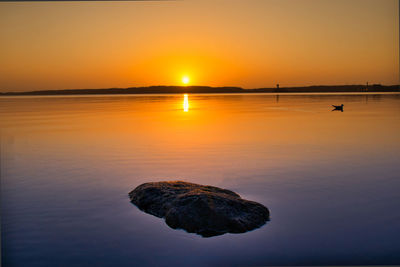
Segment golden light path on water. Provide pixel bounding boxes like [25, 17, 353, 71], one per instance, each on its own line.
[183, 94, 189, 112]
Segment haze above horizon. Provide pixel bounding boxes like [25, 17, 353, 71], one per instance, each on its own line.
[0, 0, 398, 92]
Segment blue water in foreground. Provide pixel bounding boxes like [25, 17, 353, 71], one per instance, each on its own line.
[1, 93, 400, 266]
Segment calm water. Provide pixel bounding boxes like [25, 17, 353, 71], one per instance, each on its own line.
[1, 93, 400, 266]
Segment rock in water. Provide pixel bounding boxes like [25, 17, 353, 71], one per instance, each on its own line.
[129, 181, 270, 237]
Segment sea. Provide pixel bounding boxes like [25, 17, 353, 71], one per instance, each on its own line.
[1, 93, 400, 266]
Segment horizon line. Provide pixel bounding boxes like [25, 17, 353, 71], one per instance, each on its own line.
[1, 84, 399, 95]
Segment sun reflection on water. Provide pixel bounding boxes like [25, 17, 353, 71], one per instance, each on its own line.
[183, 94, 189, 112]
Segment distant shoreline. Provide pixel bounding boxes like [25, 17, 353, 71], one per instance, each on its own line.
[1, 85, 399, 96]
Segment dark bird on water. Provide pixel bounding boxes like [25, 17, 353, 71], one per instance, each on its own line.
[332, 104, 344, 112]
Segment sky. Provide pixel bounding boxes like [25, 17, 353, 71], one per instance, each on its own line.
[0, 0, 398, 92]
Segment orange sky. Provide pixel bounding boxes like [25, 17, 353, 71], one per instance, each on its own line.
[0, 0, 398, 92]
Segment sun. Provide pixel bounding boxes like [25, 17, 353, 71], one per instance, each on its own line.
[182, 76, 190, 85]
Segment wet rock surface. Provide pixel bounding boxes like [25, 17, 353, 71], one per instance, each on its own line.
[129, 181, 270, 237]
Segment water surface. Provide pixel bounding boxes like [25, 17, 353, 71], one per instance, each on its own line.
[1, 93, 400, 266]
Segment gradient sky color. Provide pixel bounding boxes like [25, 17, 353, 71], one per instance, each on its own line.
[0, 0, 398, 92]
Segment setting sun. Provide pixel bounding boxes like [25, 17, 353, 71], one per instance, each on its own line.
[182, 76, 190, 85]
